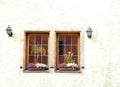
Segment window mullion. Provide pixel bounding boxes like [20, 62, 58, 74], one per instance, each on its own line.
[41, 35, 42, 64]
[70, 35, 72, 52]
[64, 36, 66, 54]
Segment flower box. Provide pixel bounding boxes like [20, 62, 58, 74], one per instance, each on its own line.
[57, 66, 80, 71]
[27, 67, 49, 71]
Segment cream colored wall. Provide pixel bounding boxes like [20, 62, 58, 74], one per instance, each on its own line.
[0, 0, 120, 87]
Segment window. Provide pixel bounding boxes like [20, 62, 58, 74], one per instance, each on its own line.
[22, 31, 83, 73]
[24, 32, 49, 72]
[56, 33, 80, 72]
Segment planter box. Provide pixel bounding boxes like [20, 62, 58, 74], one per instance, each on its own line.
[57, 66, 80, 71]
[27, 67, 49, 71]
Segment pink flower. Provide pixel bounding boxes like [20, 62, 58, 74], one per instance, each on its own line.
[28, 63, 36, 67]
[58, 62, 66, 67]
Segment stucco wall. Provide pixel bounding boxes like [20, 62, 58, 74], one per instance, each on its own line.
[0, 0, 120, 87]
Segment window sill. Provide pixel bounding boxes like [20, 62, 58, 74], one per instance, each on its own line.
[55, 70, 81, 73]
[55, 67, 81, 73]
[23, 70, 50, 73]
[23, 67, 49, 73]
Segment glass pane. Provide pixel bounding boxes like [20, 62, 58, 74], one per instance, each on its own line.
[41, 46, 48, 55]
[59, 56, 64, 64]
[72, 35, 78, 44]
[72, 46, 78, 55]
[59, 35, 64, 41]
[29, 35, 35, 44]
[65, 46, 71, 53]
[59, 40, 64, 45]
[66, 35, 71, 44]
[39, 56, 48, 65]
[29, 45, 43, 55]
[36, 35, 41, 44]
[42, 34, 48, 44]
[29, 56, 35, 64]
[59, 41, 64, 55]
[72, 56, 78, 64]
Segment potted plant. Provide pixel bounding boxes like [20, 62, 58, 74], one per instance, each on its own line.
[57, 51, 80, 71]
[27, 63, 49, 71]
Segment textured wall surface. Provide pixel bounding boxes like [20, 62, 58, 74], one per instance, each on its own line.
[0, 0, 120, 87]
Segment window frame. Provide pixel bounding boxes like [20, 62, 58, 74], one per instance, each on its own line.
[24, 31, 50, 73]
[55, 32, 81, 73]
